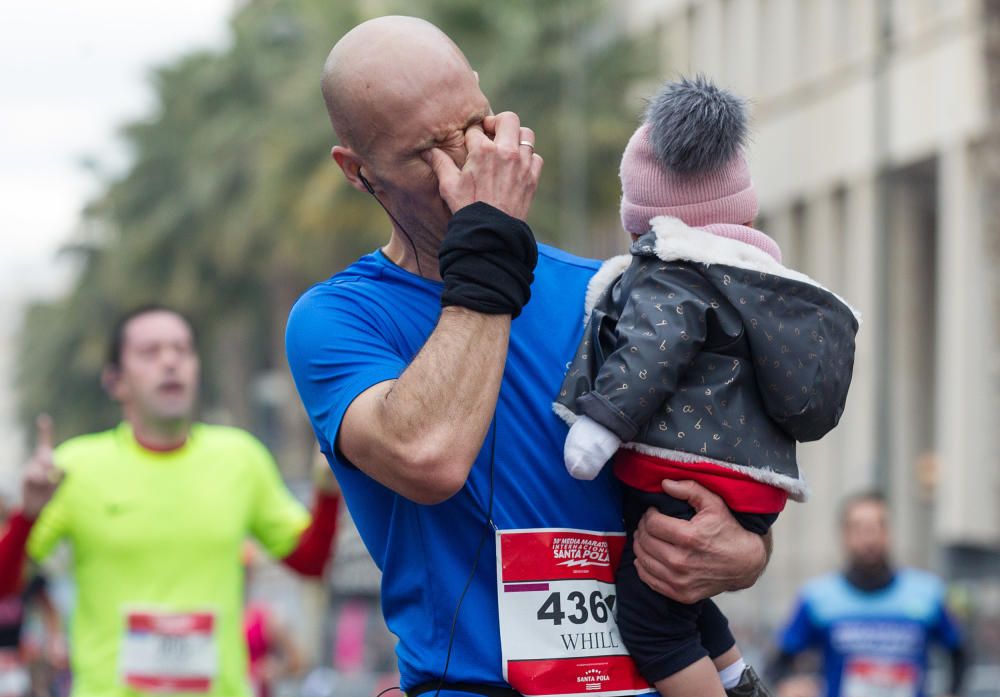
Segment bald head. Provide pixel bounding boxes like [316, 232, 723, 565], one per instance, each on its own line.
[322, 16, 475, 156]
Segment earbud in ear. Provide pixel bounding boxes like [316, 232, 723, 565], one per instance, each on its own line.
[359, 172, 375, 195]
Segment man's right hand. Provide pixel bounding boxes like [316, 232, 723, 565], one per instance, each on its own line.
[423, 111, 543, 220]
[21, 415, 62, 520]
[633, 479, 769, 604]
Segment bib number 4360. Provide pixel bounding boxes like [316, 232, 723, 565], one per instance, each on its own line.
[536, 591, 615, 626]
[497, 528, 651, 696]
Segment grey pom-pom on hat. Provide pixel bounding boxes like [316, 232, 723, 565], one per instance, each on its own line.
[619, 76, 758, 233]
[645, 75, 750, 175]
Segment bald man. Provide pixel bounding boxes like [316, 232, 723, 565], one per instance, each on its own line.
[286, 16, 770, 697]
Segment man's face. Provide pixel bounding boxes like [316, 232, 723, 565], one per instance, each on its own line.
[362, 64, 490, 239]
[111, 311, 199, 423]
[842, 499, 891, 568]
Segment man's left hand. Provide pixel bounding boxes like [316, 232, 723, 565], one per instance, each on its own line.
[633, 479, 768, 604]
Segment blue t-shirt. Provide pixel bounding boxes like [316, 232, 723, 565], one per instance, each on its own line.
[287, 246, 637, 693]
[776, 569, 962, 697]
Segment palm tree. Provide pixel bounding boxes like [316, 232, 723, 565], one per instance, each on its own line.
[16, 0, 654, 464]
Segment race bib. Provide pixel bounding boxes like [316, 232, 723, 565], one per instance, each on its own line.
[0, 650, 29, 697]
[496, 529, 651, 697]
[842, 659, 919, 697]
[120, 610, 218, 693]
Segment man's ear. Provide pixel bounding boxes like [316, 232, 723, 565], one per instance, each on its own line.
[101, 366, 123, 401]
[332, 146, 371, 194]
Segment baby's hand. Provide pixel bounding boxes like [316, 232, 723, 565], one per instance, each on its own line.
[564, 416, 621, 480]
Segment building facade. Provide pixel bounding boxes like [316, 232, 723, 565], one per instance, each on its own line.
[620, 0, 1000, 631]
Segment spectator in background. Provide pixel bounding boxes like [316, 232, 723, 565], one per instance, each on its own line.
[0, 305, 341, 697]
[769, 491, 967, 697]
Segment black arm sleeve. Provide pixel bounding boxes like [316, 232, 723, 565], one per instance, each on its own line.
[438, 202, 538, 318]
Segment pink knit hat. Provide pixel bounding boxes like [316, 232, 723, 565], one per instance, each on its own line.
[620, 123, 758, 232]
[619, 76, 762, 241]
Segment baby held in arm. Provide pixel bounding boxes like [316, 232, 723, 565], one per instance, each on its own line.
[554, 76, 861, 697]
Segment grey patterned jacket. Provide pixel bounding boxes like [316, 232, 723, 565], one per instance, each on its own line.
[554, 217, 861, 500]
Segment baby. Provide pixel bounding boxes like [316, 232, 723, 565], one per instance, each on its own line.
[554, 77, 860, 697]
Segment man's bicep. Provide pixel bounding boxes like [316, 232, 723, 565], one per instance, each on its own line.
[338, 379, 451, 500]
[337, 379, 396, 469]
[286, 292, 406, 458]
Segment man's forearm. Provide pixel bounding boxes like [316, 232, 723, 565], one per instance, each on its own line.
[728, 523, 771, 591]
[384, 306, 508, 460]
[345, 306, 510, 503]
[758, 530, 773, 581]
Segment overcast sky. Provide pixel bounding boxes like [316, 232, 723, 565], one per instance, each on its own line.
[1, 0, 235, 295]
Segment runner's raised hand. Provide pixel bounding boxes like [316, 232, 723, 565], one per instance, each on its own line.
[21, 414, 63, 519]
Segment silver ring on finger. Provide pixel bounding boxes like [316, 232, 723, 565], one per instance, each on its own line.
[519, 140, 535, 152]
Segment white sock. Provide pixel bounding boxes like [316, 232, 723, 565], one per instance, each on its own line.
[718, 658, 747, 690]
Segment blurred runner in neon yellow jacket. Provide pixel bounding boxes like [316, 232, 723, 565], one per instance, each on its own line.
[0, 305, 341, 697]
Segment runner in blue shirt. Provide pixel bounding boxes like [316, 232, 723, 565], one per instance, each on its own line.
[770, 492, 966, 697]
[287, 15, 772, 697]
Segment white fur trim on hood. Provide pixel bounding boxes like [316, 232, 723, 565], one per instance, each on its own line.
[650, 216, 862, 323]
[583, 254, 632, 319]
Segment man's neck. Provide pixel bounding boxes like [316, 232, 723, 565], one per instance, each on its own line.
[127, 416, 191, 452]
[383, 231, 442, 281]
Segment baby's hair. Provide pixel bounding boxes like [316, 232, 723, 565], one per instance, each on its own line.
[645, 75, 749, 176]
